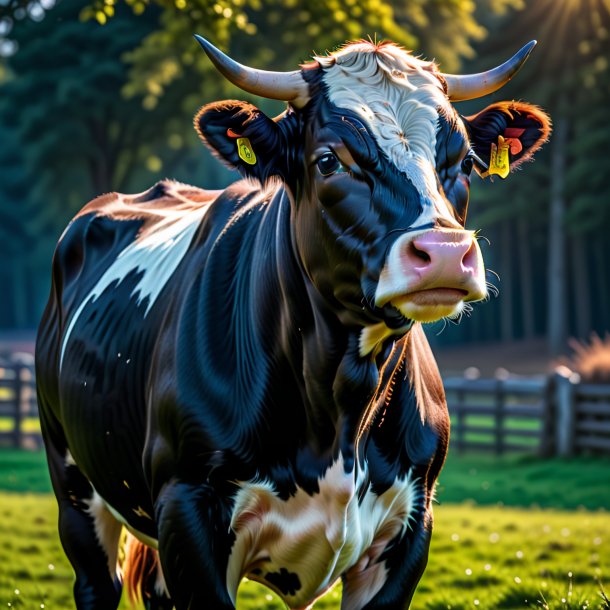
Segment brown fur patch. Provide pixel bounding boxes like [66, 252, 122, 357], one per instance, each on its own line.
[123, 534, 159, 606]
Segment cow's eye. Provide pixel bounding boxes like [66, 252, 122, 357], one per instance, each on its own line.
[461, 154, 474, 176]
[317, 152, 342, 177]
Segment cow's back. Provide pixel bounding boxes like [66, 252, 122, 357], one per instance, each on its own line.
[36, 180, 222, 536]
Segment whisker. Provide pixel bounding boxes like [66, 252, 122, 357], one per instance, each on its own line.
[485, 281, 500, 299]
[486, 268, 500, 281]
[477, 234, 491, 247]
[435, 318, 448, 336]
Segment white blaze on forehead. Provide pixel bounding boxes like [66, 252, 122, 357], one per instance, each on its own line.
[318, 43, 452, 198]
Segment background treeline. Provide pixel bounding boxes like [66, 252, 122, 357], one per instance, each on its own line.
[0, 0, 608, 356]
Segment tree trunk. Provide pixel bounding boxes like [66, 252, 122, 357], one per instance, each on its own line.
[11, 259, 28, 329]
[518, 217, 535, 339]
[547, 113, 569, 356]
[594, 236, 610, 332]
[572, 234, 591, 339]
[500, 219, 514, 342]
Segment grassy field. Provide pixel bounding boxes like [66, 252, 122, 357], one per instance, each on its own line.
[0, 450, 609, 609]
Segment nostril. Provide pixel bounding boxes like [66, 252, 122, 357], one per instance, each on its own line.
[461, 241, 478, 271]
[409, 242, 431, 264]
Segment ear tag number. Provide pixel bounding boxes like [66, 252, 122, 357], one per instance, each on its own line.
[488, 135, 510, 179]
[237, 137, 257, 165]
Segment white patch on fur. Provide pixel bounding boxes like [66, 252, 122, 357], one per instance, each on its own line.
[65, 449, 77, 467]
[85, 491, 124, 579]
[154, 559, 169, 597]
[319, 43, 450, 200]
[59, 204, 207, 369]
[226, 456, 422, 609]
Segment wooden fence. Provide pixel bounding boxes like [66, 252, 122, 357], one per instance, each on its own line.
[554, 369, 610, 455]
[1, 352, 610, 455]
[0, 354, 40, 449]
[445, 370, 610, 456]
[444, 376, 552, 455]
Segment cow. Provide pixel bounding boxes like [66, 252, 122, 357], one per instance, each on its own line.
[36, 37, 550, 610]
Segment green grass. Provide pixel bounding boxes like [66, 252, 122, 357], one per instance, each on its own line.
[0, 494, 608, 609]
[4, 449, 608, 509]
[437, 453, 610, 510]
[0, 449, 51, 493]
[1, 449, 609, 608]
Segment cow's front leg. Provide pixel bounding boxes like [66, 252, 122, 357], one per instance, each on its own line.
[155, 479, 236, 610]
[341, 509, 433, 610]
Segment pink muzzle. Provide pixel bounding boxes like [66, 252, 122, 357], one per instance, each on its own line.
[375, 229, 487, 322]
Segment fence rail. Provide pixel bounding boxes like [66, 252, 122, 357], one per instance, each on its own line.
[2, 354, 610, 455]
[558, 376, 610, 455]
[444, 376, 552, 455]
[445, 371, 610, 456]
[0, 354, 40, 450]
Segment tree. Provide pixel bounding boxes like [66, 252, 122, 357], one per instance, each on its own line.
[0, 2, 234, 328]
[1, 0, 525, 330]
[85, 0, 521, 117]
[458, 0, 610, 354]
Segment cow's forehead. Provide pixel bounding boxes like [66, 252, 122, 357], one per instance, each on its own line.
[317, 43, 454, 179]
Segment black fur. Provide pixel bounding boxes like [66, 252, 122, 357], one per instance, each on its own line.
[36, 49, 549, 610]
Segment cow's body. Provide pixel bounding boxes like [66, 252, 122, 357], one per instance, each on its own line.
[36, 39, 550, 610]
[37, 178, 445, 608]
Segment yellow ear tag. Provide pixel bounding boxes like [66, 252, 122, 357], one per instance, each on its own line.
[488, 135, 510, 179]
[237, 137, 257, 165]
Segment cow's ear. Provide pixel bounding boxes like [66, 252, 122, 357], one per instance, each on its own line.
[463, 102, 551, 178]
[195, 100, 295, 181]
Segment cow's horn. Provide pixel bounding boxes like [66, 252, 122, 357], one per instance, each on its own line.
[194, 35, 310, 108]
[443, 41, 537, 102]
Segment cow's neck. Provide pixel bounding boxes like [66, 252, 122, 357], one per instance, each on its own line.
[185, 180, 419, 477]
[267, 185, 420, 469]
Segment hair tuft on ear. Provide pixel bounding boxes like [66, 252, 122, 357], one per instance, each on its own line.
[194, 100, 296, 182]
[464, 101, 551, 176]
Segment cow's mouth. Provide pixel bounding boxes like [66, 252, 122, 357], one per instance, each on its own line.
[402, 288, 468, 305]
[391, 288, 469, 322]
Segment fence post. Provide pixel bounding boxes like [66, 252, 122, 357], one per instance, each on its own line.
[554, 367, 578, 457]
[540, 376, 555, 457]
[455, 385, 465, 453]
[12, 364, 23, 449]
[494, 378, 505, 455]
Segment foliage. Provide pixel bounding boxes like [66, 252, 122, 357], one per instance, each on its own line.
[110, 0, 521, 127]
[437, 1, 610, 349]
[463, 0, 610, 233]
[2, 0, 609, 349]
[0, 1, 236, 328]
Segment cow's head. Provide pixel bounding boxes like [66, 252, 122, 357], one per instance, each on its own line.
[194, 38, 550, 344]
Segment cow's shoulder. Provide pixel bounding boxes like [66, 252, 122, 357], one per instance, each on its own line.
[73, 179, 219, 230]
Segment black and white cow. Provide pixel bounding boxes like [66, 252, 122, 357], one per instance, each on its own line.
[36, 38, 550, 610]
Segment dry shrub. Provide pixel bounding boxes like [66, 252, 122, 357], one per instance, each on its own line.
[565, 334, 610, 384]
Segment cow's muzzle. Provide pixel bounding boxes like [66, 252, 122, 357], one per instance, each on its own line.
[375, 229, 487, 323]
